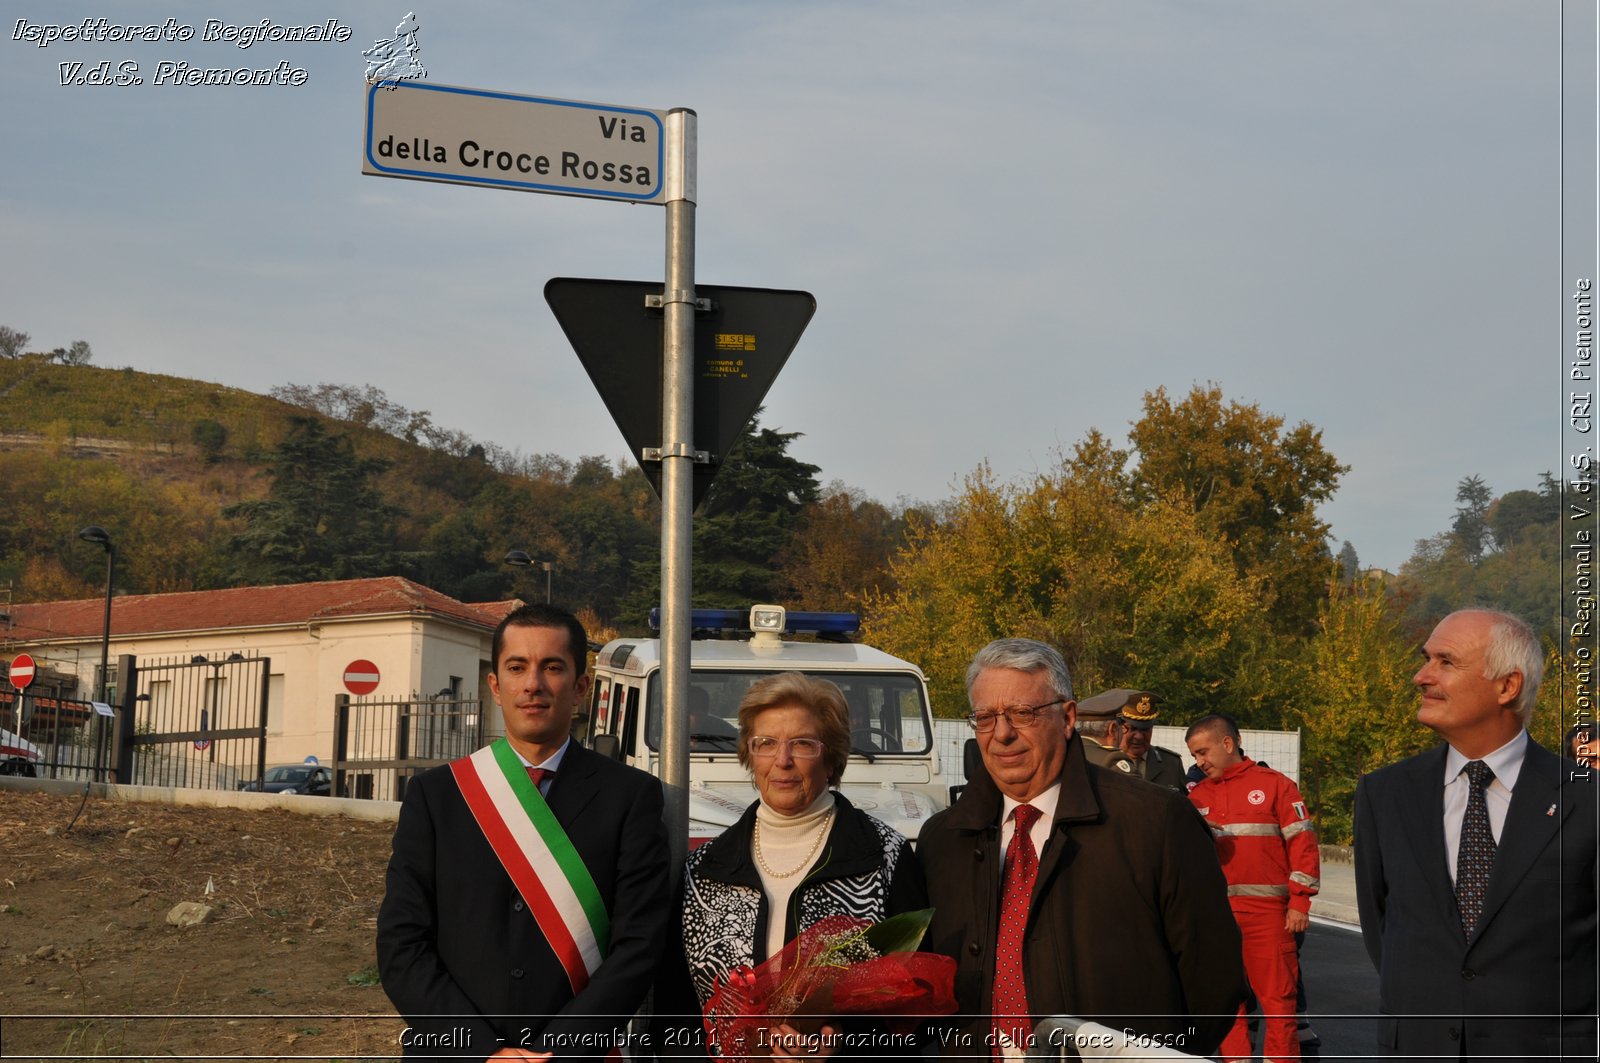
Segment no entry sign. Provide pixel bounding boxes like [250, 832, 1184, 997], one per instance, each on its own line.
[8, 654, 35, 689]
[343, 660, 381, 696]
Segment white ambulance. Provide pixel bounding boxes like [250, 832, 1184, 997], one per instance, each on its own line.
[583, 604, 947, 844]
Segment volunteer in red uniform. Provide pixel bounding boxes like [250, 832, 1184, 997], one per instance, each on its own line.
[1186, 714, 1319, 1063]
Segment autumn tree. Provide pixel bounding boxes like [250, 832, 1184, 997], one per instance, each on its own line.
[862, 459, 1272, 720]
[778, 485, 906, 610]
[1293, 579, 1430, 843]
[1127, 385, 1347, 636]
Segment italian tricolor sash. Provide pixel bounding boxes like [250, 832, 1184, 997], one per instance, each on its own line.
[451, 740, 610, 994]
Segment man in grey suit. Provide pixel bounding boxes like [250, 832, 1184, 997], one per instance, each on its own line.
[1355, 608, 1597, 1061]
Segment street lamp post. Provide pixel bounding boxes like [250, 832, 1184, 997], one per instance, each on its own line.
[78, 525, 115, 783]
[503, 550, 555, 604]
[77, 526, 115, 703]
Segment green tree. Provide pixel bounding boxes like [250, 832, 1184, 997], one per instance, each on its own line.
[1487, 483, 1559, 549]
[1337, 540, 1360, 584]
[1453, 474, 1493, 563]
[223, 416, 402, 584]
[1126, 385, 1347, 635]
[191, 419, 229, 464]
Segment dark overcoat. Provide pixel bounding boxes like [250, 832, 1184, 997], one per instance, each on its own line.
[919, 733, 1245, 1058]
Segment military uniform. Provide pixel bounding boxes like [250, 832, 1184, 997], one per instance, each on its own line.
[1116, 691, 1188, 791]
[1075, 689, 1136, 774]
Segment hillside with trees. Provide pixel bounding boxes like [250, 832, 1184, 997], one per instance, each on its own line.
[0, 348, 1580, 842]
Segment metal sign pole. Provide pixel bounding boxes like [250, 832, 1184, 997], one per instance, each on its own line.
[658, 108, 698, 877]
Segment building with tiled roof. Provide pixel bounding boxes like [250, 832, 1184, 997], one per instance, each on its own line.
[1, 578, 520, 781]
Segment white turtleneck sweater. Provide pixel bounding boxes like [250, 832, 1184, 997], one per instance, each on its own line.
[753, 790, 837, 960]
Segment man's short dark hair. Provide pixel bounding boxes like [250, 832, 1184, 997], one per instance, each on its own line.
[1185, 712, 1242, 746]
[491, 603, 589, 674]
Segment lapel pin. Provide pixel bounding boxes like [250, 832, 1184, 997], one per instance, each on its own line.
[1546, 803, 1557, 817]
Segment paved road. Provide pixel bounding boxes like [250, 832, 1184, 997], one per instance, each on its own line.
[1296, 918, 1380, 1062]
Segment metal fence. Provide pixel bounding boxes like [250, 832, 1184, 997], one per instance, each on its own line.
[0, 690, 109, 780]
[116, 653, 270, 791]
[332, 693, 487, 802]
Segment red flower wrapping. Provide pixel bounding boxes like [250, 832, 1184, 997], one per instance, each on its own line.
[702, 914, 957, 1061]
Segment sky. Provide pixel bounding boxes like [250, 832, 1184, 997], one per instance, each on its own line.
[3, 1, 1595, 574]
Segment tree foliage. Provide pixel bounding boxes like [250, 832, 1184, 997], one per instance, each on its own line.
[1452, 474, 1493, 564]
[863, 460, 1272, 720]
[1126, 385, 1347, 636]
[778, 485, 908, 611]
[223, 417, 403, 584]
[0, 326, 29, 359]
[1293, 579, 1433, 843]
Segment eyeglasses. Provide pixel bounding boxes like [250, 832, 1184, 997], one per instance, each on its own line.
[748, 736, 826, 759]
[967, 699, 1064, 732]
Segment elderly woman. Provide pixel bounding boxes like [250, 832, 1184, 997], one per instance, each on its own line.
[656, 671, 927, 1059]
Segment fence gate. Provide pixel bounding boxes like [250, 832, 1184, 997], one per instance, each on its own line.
[0, 690, 107, 781]
[332, 693, 486, 802]
[113, 654, 271, 791]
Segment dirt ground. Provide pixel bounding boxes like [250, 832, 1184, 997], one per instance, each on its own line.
[0, 789, 406, 1061]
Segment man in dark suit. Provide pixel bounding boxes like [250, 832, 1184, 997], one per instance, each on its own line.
[1355, 608, 1597, 1061]
[378, 604, 670, 1060]
[921, 638, 1245, 1059]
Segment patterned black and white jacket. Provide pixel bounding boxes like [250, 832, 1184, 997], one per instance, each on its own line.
[654, 792, 928, 1046]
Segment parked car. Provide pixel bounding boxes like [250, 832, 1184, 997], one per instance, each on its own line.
[238, 763, 333, 796]
[1, 728, 42, 776]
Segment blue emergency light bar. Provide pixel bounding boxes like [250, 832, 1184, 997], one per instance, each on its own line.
[647, 606, 860, 637]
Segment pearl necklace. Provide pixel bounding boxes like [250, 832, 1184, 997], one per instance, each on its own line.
[754, 806, 835, 879]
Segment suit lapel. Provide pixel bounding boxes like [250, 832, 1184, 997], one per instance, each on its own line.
[1475, 740, 1565, 941]
[1395, 745, 1459, 920]
[545, 741, 600, 824]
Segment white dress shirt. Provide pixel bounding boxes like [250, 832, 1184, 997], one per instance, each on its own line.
[1442, 730, 1526, 885]
[1000, 783, 1061, 874]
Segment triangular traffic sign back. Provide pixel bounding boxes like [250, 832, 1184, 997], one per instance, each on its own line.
[545, 278, 816, 508]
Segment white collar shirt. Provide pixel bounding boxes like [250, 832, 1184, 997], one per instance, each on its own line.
[1442, 729, 1526, 884]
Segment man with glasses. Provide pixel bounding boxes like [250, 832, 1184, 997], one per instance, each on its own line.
[921, 638, 1244, 1060]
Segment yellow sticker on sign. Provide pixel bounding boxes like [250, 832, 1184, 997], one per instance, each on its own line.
[714, 333, 757, 351]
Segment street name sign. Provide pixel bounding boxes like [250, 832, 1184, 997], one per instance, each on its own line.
[362, 80, 665, 202]
[545, 278, 816, 508]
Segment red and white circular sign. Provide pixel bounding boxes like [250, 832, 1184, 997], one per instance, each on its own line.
[9, 654, 35, 689]
[343, 660, 381, 696]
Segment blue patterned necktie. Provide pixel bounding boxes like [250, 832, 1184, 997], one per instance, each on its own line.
[1455, 760, 1496, 941]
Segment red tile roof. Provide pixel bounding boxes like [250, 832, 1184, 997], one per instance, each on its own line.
[5, 577, 520, 643]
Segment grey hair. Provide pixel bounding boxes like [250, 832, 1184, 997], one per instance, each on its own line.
[965, 638, 1075, 704]
[1456, 609, 1544, 725]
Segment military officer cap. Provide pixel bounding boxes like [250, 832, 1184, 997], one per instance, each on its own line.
[1078, 688, 1149, 721]
[1079, 688, 1163, 726]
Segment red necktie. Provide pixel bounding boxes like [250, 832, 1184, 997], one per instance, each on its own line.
[526, 766, 553, 791]
[994, 804, 1041, 1054]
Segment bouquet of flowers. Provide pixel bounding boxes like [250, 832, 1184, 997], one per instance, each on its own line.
[701, 908, 957, 1061]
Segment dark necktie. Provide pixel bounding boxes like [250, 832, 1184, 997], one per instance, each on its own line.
[526, 766, 554, 792]
[1455, 760, 1496, 941]
[993, 804, 1041, 1055]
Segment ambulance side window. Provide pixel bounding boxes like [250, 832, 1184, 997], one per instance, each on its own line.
[591, 677, 611, 734]
[620, 686, 640, 755]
